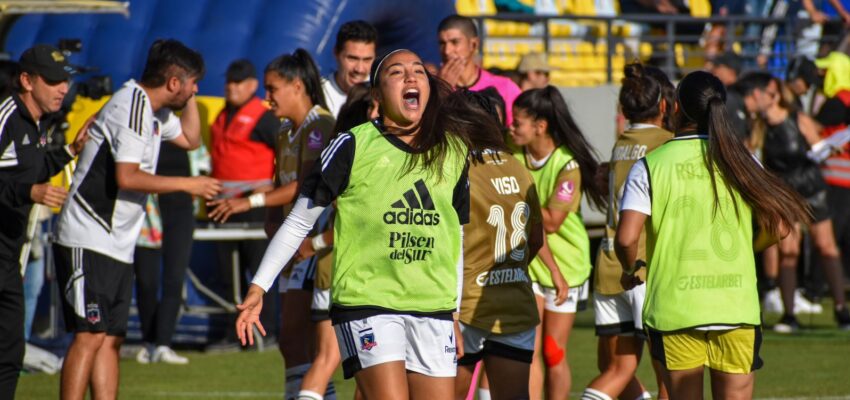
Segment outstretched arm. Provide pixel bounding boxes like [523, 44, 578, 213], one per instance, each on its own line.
[236, 196, 326, 345]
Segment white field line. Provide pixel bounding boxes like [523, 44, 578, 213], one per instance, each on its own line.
[143, 392, 850, 399]
[147, 391, 280, 398]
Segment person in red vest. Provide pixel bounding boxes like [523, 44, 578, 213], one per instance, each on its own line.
[208, 59, 281, 348]
[814, 52, 850, 330]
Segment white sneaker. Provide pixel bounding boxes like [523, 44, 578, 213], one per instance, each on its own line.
[763, 288, 783, 314]
[23, 343, 62, 374]
[793, 289, 823, 314]
[136, 346, 151, 364]
[151, 346, 189, 365]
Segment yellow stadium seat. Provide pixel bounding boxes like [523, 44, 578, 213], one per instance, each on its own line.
[675, 43, 685, 67]
[554, 0, 573, 14]
[576, 42, 594, 59]
[572, 0, 596, 15]
[550, 41, 568, 55]
[549, 22, 571, 37]
[483, 55, 494, 69]
[484, 20, 533, 37]
[516, 42, 531, 55]
[484, 19, 500, 36]
[639, 42, 654, 61]
[456, 0, 496, 16]
[689, 0, 711, 17]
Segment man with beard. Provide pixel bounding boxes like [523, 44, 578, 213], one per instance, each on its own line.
[53, 39, 221, 400]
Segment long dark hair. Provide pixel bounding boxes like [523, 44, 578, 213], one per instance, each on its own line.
[265, 48, 327, 110]
[476, 87, 507, 126]
[675, 71, 810, 236]
[334, 82, 372, 133]
[513, 86, 607, 209]
[370, 49, 504, 179]
[451, 89, 510, 164]
[620, 62, 674, 129]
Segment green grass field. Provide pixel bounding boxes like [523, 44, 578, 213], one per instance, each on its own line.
[18, 309, 850, 399]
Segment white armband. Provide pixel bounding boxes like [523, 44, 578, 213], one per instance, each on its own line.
[311, 234, 328, 251]
[248, 193, 266, 208]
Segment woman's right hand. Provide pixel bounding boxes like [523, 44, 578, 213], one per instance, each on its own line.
[620, 271, 644, 291]
[236, 284, 267, 346]
[551, 270, 569, 306]
[207, 197, 250, 223]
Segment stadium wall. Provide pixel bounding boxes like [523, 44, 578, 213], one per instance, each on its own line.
[4, 0, 455, 96]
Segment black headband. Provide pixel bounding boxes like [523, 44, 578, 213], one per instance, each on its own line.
[370, 48, 412, 86]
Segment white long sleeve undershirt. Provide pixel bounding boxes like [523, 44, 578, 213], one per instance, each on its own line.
[252, 196, 326, 292]
[456, 227, 464, 312]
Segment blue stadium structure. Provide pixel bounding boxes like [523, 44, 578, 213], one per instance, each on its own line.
[5, 0, 455, 96]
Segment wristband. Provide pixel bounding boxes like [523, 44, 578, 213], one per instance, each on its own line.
[311, 234, 327, 251]
[248, 193, 266, 208]
[624, 259, 646, 275]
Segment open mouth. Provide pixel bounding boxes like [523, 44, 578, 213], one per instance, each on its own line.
[402, 89, 420, 110]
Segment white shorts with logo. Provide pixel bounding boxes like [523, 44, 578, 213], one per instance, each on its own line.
[311, 287, 331, 321]
[334, 314, 457, 379]
[593, 284, 647, 337]
[532, 280, 589, 313]
[458, 323, 535, 366]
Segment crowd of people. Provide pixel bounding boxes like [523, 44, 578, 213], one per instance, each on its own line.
[0, 10, 849, 400]
[479, 0, 850, 70]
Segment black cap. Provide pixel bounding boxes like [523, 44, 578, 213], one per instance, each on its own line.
[710, 52, 743, 75]
[225, 59, 256, 82]
[19, 44, 72, 82]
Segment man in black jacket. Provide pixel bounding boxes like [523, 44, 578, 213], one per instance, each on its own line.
[0, 44, 88, 397]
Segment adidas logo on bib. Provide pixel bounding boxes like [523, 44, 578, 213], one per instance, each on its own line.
[383, 179, 441, 226]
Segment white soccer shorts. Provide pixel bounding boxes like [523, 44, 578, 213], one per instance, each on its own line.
[334, 314, 457, 379]
[532, 280, 589, 314]
[594, 284, 647, 336]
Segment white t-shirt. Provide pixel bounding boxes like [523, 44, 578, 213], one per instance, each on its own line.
[321, 72, 347, 118]
[620, 157, 652, 216]
[55, 80, 182, 263]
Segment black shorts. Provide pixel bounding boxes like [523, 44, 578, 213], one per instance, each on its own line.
[54, 244, 133, 336]
[806, 190, 831, 223]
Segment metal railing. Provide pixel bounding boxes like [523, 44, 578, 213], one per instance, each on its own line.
[474, 13, 847, 82]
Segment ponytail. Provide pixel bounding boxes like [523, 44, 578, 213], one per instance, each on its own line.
[678, 71, 810, 238]
[620, 63, 665, 124]
[265, 48, 328, 110]
[514, 86, 607, 209]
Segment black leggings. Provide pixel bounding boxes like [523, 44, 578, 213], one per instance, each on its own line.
[134, 191, 194, 346]
[828, 185, 850, 279]
[0, 261, 23, 398]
